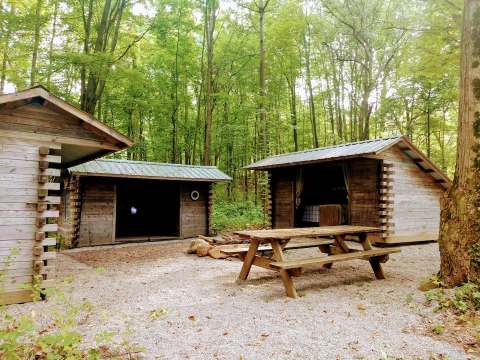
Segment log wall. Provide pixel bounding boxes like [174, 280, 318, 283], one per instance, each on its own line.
[77, 178, 115, 247]
[0, 135, 60, 305]
[72, 178, 211, 246]
[380, 146, 444, 243]
[271, 170, 295, 228]
[348, 158, 380, 228]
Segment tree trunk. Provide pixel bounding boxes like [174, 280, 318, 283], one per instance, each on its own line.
[438, 0, 480, 286]
[192, 0, 207, 165]
[30, 0, 42, 86]
[47, 0, 59, 88]
[303, 19, 318, 148]
[286, 75, 298, 151]
[0, 2, 15, 93]
[203, 0, 217, 165]
[257, 0, 269, 158]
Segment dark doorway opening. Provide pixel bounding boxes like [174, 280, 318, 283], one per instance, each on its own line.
[296, 163, 349, 227]
[115, 179, 180, 239]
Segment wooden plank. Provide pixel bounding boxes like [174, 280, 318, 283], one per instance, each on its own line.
[43, 237, 56, 246]
[379, 232, 438, 243]
[270, 248, 400, 269]
[0, 290, 33, 305]
[270, 239, 298, 298]
[41, 224, 58, 232]
[238, 240, 260, 281]
[234, 226, 381, 242]
[221, 238, 334, 254]
[0, 134, 61, 149]
[0, 128, 121, 151]
[38, 210, 59, 218]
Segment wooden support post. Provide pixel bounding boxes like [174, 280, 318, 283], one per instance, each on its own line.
[358, 233, 385, 279]
[270, 239, 298, 298]
[318, 244, 333, 269]
[238, 240, 260, 281]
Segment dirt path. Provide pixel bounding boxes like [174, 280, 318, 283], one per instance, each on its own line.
[8, 241, 473, 359]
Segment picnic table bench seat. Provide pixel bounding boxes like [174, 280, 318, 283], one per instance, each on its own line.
[232, 226, 400, 298]
[220, 238, 334, 254]
[270, 247, 400, 270]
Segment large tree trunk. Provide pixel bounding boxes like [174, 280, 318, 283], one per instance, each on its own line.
[203, 0, 217, 165]
[257, 0, 269, 158]
[438, 0, 480, 286]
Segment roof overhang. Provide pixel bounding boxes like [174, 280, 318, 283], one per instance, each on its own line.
[69, 171, 231, 182]
[0, 86, 133, 167]
[245, 135, 451, 189]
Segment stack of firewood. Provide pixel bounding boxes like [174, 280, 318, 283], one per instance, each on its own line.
[187, 234, 247, 259]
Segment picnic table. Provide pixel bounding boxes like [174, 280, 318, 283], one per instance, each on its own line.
[232, 225, 400, 298]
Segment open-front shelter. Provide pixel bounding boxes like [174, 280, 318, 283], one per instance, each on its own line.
[0, 86, 132, 304]
[66, 159, 231, 247]
[246, 136, 451, 244]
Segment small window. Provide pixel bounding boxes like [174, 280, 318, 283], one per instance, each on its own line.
[190, 190, 200, 201]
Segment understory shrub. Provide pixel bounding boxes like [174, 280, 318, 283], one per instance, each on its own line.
[0, 275, 142, 359]
[211, 199, 265, 232]
[425, 280, 480, 313]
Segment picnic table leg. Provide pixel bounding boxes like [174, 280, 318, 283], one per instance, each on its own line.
[238, 240, 260, 281]
[270, 239, 298, 299]
[318, 244, 333, 269]
[359, 233, 385, 279]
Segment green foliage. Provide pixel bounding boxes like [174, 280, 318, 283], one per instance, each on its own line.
[425, 282, 480, 314]
[0, 0, 463, 200]
[431, 323, 445, 335]
[469, 241, 480, 269]
[0, 257, 142, 359]
[419, 275, 442, 292]
[211, 200, 265, 232]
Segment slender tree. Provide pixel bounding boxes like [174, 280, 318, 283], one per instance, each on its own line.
[438, 0, 480, 286]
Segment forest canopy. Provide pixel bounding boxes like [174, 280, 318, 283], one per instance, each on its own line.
[0, 0, 462, 199]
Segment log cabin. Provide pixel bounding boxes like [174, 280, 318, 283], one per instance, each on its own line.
[246, 136, 451, 244]
[65, 159, 231, 247]
[0, 86, 133, 305]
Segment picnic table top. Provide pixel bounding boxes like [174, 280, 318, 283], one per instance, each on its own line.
[234, 225, 381, 241]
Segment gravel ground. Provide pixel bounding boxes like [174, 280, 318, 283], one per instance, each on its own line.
[7, 241, 474, 359]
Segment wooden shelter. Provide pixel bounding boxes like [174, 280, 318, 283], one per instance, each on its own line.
[66, 159, 231, 247]
[0, 86, 132, 305]
[246, 136, 451, 244]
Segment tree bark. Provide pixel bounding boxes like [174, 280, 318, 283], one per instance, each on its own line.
[0, 2, 15, 93]
[203, 0, 217, 165]
[30, 0, 43, 86]
[303, 18, 318, 148]
[47, 0, 59, 88]
[438, 0, 480, 286]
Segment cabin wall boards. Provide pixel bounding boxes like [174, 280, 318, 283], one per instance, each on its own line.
[252, 137, 450, 244]
[70, 177, 214, 247]
[379, 147, 444, 243]
[0, 86, 132, 305]
[0, 135, 60, 305]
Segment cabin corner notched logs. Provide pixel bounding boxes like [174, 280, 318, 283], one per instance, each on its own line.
[0, 139, 61, 305]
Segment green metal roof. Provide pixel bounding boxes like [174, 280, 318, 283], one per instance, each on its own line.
[245, 136, 403, 170]
[69, 159, 231, 182]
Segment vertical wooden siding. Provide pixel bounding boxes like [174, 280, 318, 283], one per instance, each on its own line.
[78, 178, 115, 247]
[271, 171, 295, 228]
[180, 183, 208, 238]
[348, 158, 380, 228]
